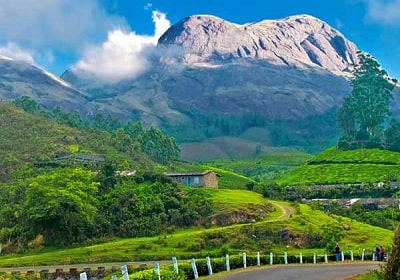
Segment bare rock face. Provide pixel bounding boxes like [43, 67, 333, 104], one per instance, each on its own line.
[158, 14, 358, 74]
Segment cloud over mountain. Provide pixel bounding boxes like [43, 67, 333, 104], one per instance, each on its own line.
[73, 11, 171, 83]
[0, 0, 125, 70]
[0, 43, 35, 64]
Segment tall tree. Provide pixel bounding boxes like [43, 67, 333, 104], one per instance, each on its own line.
[383, 225, 400, 279]
[338, 52, 395, 147]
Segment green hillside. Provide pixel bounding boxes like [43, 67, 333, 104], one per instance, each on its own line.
[204, 150, 312, 182]
[171, 161, 255, 189]
[0, 102, 156, 181]
[0, 189, 392, 267]
[277, 147, 400, 185]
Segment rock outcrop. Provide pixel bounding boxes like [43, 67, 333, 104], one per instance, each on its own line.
[158, 14, 358, 74]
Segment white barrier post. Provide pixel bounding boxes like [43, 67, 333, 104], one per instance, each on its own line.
[270, 252, 273, 265]
[284, 252, 288, 264]
[341, 251, 344, 262]
[300, 252, 303, 264]
[362, 249, 365, 261]
[206, 256, 213, 276]
[154, 262, 161, 280]
[313, 253, 316, 264]
[243, 252, 247, 268]
[191, 258, 199, 279]
[257, 252, 260, 266]
[172, 257, 179, 274]
[350, 250, 354, 261]
[80, 272, 87, 280]
[324, 253, 328, 263]
[225, 254, 230, 271]
[121, 265, 129, 280]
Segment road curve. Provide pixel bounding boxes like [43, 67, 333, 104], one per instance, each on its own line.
[213, 263, 379, 280]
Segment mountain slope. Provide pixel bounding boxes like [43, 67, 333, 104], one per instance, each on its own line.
[0, 56, 91, 114]
[0, 102, 154, 182]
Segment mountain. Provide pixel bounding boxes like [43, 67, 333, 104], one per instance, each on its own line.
[0, 55, 92, 114]
[61, 14, 364, 158]
[1, 15, 398, 160]
[158, 14, 358, 74]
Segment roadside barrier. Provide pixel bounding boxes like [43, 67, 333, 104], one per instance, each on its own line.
[2, 249, 383, 279]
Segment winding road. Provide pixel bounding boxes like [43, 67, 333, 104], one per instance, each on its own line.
[213, 263, 379, 280]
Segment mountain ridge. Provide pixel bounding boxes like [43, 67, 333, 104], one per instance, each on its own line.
[157, 14, 358, 74]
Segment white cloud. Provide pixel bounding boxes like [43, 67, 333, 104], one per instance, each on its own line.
[365, 0, 400, 25]
[0, 42, 35, 64]
[73, 11, 171, 83]
[0, 0, 125, 50]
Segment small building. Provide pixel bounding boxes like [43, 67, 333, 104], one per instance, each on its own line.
[166, 170, 218, 188]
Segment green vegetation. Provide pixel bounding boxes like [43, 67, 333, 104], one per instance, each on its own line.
[171, 161, 255, 189]
[204, 151, 312, 182]
[382, 225, 400, 279]
[0, 170, 215, 251]
[0, 197, 393, 267]
[173, 109, 339, 158]
[7, 98, 179, 169]
[277, 147, 400, 185]
[338, 52, 397, 151]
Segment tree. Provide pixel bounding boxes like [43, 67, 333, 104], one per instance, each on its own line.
[338, 52, 395, 148]
[383, 225, 400, 279]
[386, 119, 400, 152]
[25, 168, 99, 245]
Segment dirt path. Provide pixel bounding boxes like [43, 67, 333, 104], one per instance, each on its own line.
[269, 201, 293, 220]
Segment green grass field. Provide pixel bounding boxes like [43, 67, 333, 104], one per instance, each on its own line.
[0, 189, 393, 267]
[203, 151, 312, 182]
[277, 147, 400, 185]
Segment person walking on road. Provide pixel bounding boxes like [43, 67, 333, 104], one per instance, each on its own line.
[375, 245, 380, 261]
[379, 245, 385, 261]
[335, 243, 341, 262]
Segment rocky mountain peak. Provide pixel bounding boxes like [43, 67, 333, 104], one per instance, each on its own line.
[158, 14, 358, 74]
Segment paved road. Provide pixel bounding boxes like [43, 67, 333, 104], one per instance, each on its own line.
[214, 263, 379, 280]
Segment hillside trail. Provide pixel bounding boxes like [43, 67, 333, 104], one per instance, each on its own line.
[268, 201, 294, 221]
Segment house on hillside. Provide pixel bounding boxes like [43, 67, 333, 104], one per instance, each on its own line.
[166, 170, 218, 188]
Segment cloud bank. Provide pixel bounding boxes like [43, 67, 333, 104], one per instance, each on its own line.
[73, 11, 171, 83]
[0, 0, 124, 69]
[365, 0, 400, 25]
[0, 43, 35, 64]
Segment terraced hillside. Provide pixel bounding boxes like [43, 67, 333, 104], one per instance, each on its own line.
[277, 147, 400, 185]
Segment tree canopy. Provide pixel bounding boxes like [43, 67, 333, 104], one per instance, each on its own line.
[338, 52, 396, 149]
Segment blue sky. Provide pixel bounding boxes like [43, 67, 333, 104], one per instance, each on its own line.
[0, 0, 399, 79]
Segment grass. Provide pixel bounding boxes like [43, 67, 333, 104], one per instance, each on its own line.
[203, 151, 312, 182]
[171, 161, 255, 189]
[348, 270, 382, 280]
[0, 189, 393, 267]
[312, 147, 400, 164]
[276, 147, 400, 185]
